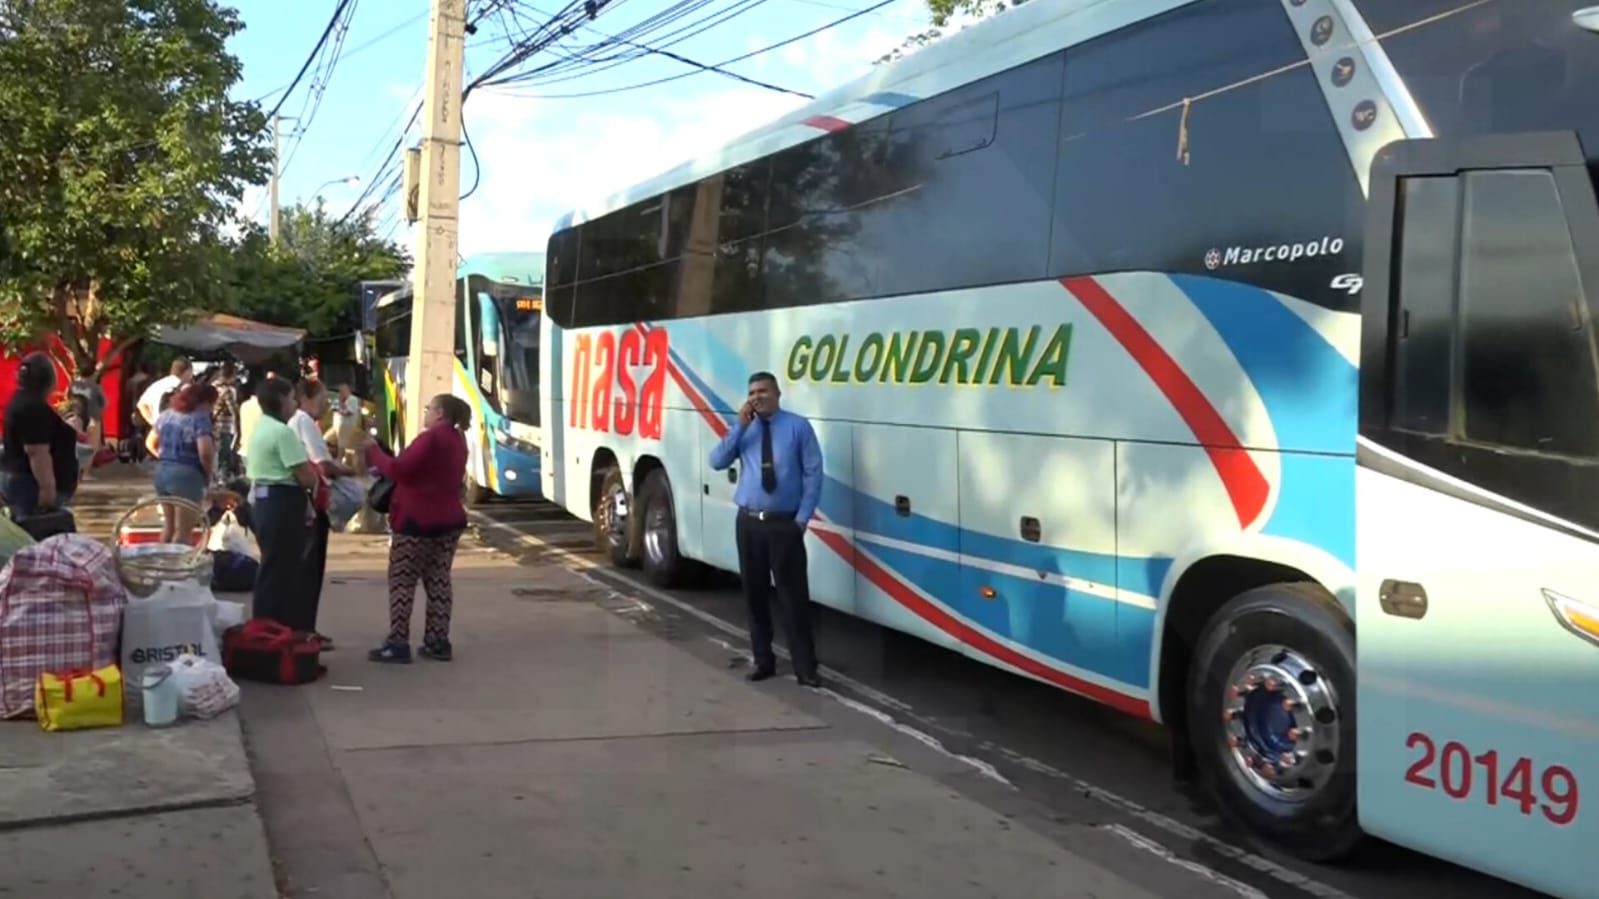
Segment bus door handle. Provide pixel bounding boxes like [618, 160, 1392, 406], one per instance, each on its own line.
[1378, 579, 1428, 620]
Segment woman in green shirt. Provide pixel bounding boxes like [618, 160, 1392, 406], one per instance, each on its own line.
[245, 378, 320, 630]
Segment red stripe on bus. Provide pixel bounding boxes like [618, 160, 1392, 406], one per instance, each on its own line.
[1060, 276, 1269, 529]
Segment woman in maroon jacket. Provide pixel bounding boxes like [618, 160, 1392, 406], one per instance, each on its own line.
[363, 394, 472, 663]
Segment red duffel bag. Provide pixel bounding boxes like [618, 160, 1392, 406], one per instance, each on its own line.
[221, 619, 325, 685]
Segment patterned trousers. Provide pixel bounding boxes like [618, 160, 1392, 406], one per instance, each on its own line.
[387, 530, 463, 644]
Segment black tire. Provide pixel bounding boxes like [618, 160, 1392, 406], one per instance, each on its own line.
[592, 464, 636, 568]
[636, 469, 698, 588]
[1187, 582, 1362, 862]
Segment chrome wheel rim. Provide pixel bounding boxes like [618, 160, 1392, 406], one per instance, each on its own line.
[1220, 644, 1342, 803]
[599, 486, 628, 550]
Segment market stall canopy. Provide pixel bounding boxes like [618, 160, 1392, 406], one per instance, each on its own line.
[151, 314, 304, 363]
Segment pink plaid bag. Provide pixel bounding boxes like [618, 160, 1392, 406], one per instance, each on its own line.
[0, 534, 127, 719]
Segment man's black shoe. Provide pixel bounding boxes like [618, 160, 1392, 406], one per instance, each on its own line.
[746, 667, 777, 683]
[796, 673, 822, 688]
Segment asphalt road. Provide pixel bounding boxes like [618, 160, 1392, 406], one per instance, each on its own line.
[466, 496, 1541, 899]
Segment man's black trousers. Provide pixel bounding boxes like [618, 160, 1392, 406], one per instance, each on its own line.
[734, 510, 818, 677]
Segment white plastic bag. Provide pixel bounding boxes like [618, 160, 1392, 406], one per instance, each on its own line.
[213, 599, 246, 635]
[169, 652, 239, 719]
[206, 511, 259, 560]
[120, 580, 222, 709]
[326, 477, 367, 531]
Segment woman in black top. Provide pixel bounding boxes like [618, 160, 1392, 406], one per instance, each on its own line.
[1, 353, 80, 520]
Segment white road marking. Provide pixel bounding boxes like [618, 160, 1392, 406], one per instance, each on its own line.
[1104, 823, 1270, 899]
[827, 691, 1014, 788]
[470, 510, 1358, 899]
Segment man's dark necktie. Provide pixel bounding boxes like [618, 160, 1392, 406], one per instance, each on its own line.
[759, 416, 777, 493]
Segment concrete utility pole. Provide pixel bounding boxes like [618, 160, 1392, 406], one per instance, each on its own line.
[404, 0, 467, 441]
[269, 114, 282, 243]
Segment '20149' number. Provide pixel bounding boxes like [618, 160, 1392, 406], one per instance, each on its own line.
[1405, 732, 1579, 825]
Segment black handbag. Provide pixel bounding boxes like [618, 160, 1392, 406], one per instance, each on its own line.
[367, 475, 394, 514]
[17, 508, 76, 541]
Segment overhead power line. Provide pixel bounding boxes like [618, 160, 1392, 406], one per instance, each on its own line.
[337, 102, 423, 225]
[602, 33, 811, 98]
[277, 0, 361, 181]
[265, 0, 359, 120]
[481, 0, 897, 98]
[498, 0, 771, 89]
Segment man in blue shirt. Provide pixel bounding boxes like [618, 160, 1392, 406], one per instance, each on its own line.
[708, 371, 824, 687]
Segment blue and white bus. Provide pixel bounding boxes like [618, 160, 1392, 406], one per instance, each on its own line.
[373, 252, 544, 502]
[538, 2, 1599, 895]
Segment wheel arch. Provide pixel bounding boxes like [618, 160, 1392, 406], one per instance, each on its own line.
[631, 453, 665, 495]
[1151, 535, 1355, 776]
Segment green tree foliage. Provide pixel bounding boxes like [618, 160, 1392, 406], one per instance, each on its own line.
[878, 0, 1029, 64]
[0, 0, 271, 380]
[219, 204, 410, 339]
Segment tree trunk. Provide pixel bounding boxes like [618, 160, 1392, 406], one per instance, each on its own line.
[50, 280, 108, 383]
[92, 336, 141, 382]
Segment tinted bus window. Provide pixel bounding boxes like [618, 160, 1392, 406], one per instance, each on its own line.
[1361, 1, 1599, 166]
[874, 52, 1063, 299]
[1390, 177, 1458, 436]
[1456, 169, 1599, 456]
[1051, 0, 1363, 310]
[764, 119, 899, 309]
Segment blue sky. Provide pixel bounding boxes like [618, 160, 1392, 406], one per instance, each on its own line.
[226, 0, 933, 257]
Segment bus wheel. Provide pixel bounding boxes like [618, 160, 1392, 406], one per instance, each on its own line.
[593, 465, 637, 568]
[637, 469, 692, 588]
[1187, 582, 1362, 862]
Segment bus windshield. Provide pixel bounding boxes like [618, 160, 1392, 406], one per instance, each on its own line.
[502, 302, 539, 395]
[372, 289, 412, 359]
[473, 280, 539, 394]
[467, 277, 541, 426]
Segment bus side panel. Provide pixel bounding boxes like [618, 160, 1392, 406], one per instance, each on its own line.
[541, 318, 563, 507]
[698, 418, 740, 573]
[1356, 462, 1599, 899]
[805, 420, 856, 619]
[852, 424, 959, 652]
[657, 405, 707, 562]
[956, 431, 1138, 698]
[453, 360, 492, 492]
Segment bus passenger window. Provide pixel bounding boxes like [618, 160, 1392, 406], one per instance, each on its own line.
[1361, 1, 1599, 155]
[1456, 169, 1599, 457]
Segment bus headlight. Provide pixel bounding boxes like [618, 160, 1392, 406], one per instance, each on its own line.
[492, 427, 536, 455]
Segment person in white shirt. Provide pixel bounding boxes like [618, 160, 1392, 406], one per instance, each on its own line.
[288, 378, 355, 649]
[136, 358, 193, 427]
[329, 383, 363, 469]
[236, 370, 277, 468]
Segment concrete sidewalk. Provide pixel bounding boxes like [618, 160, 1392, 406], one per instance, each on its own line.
[246, 534, 1244, 899]
[0, 468, 280, 898]
[0, 713, 279, 897]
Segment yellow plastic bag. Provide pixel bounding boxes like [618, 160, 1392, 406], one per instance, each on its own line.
[34, 665, 124, 732]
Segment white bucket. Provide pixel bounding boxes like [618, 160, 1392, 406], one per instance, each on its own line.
[141, 664, 180, 727]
